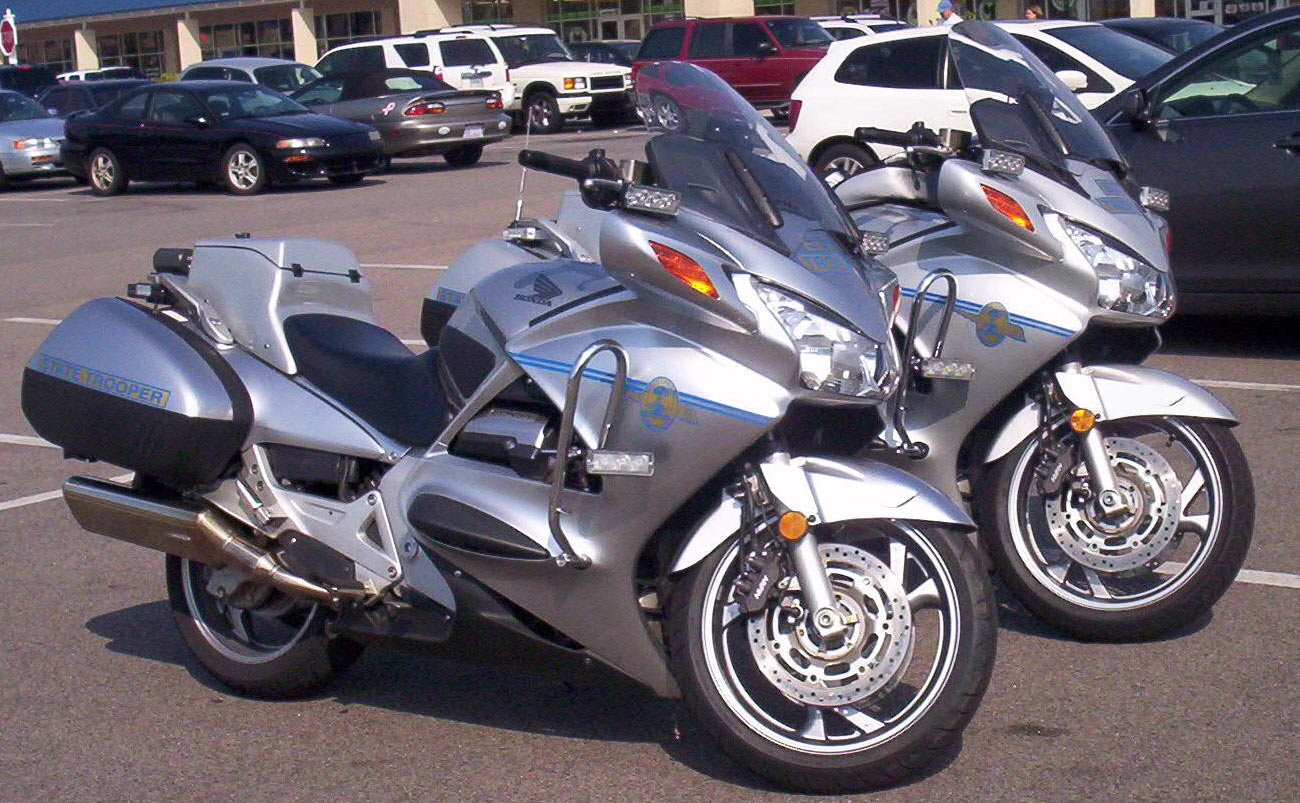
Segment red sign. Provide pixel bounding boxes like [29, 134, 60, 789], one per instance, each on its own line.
[0, 18, 15, 58]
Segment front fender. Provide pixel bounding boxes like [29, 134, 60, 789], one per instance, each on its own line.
[669, 455, 973, 574]
[984, 363, 1238, 464]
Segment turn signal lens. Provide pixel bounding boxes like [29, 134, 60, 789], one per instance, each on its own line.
[649, 242, 718, 299]
[485, 92, 503, 110]
[778, 511, 809, 541]
[405, 101, 446, 115]
[1069, 408, 1096, 433]
[981, 184, 1034, 232]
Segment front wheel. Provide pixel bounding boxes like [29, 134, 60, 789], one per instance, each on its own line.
[667, 523, 996, 793]
[813, 143, 877, 180]
[88, 147, 128, 195]
[220, 143, 267, 195]
[166, 554, 363, 698]
[523, 92, 564, 134]
[979, 417, 1253, 641]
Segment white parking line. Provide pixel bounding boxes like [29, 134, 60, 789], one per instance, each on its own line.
[1236, 569, 1300, 590]
[4, 317, 62, 325]
[400, 339, 425, 347]
[360, 263, 446, 271]
[0, 434, 57, 449]
[0, 473, 132, 514]
[1193, 379, 1300, 392]
[0, 222, 55, 227]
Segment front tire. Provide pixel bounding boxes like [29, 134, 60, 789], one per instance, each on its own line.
[667, 523, 995, 792]
[87, 147, 127, 195]
[220, 143, 267, 195]
[524, 91, 564, 135]
[978, 417, 1253, 641]
[166, 554, 363, 698]
[812, 143, 877, 180]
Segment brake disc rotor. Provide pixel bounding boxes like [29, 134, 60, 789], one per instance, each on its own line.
[1045, 436, 1183, 573]
[747, 543, 914, 708]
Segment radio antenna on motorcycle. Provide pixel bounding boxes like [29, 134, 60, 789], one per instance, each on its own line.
[514, 111, 533, 221]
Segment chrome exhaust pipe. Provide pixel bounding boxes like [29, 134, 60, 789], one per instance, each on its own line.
[63, 476, 344, 607]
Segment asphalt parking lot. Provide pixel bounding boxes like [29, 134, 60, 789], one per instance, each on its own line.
[0, 128, 1296, 801]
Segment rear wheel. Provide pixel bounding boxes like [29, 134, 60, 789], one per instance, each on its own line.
[88, 147, 127, 195]
[667, 523, 996, 792]
[812, 143, 877, 181]
[443, 144, 484, 167]
[166, 554, 363, 698]
[220, 143, 266, 195]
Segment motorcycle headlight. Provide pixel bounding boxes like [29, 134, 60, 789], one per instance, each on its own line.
[756, 284, 894, 399]
[275, 137, 327, 149]
[1062, 219, 1173, 319]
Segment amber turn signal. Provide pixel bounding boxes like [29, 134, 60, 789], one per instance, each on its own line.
[649, 241, 719, 299]
[1069, 408, 1096, 433]
[778, 511, 809, 541]
[981, 184, 1034, 232]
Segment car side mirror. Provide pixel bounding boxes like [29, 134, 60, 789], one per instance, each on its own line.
[755, 40, 777, 57]
[1054, 70, 1089, 93]
[185, 116, 211, 128]
[1121, 88, 1154, 128]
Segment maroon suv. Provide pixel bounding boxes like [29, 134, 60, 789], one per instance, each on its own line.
[631, 17, 832, 109]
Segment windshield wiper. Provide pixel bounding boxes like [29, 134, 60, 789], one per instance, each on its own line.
[725, 149, 783, 230]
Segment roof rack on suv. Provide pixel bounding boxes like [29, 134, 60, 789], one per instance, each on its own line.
[416, 23, 520, 34]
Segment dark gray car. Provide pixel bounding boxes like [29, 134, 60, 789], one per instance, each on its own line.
[291, 68, 510, 168]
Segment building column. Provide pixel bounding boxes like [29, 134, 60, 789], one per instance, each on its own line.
[917, 0, 940, 24]
[73, 27, 99, 70]
[177, 16, 202, 70]
[512, 0, 545, 25]
[1128, 0, 1156, 17]
[291, 5, 317, 63]
[995, 0, 1020, 19]
[794, 0, 834, 15]
[397, 0, 462, 32]
[682, 0, 757, 17]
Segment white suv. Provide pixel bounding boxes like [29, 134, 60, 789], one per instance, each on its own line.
[812, 15, 910, 41]
[788, 21, 1172, 177]
[316, 31, 515, 107]
[439, 24, 633, 134]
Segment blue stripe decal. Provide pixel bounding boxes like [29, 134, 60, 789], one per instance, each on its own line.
[902, 288, 1074, 338]
[508, 352, 772, 425]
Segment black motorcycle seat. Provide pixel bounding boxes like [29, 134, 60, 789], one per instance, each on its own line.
[284, 314, 446, 447]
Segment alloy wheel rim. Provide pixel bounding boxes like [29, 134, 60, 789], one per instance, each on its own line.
[180, 558, 315, 664]
[826, 156, 867, 176]
[1007, 418, 1225, 610]
[228, 151, 259, 190]
[91, 153, 113, 189]
[700, 524, 961, 754]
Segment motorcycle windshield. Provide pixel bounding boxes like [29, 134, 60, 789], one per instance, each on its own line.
[950, 21, 1128, 179]
[635, 61, 861, 264]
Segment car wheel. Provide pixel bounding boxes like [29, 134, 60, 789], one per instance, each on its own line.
[87, 147, 128, 196]
[443, 144, 484, 168]
[652, 94, 683, 132]
[220, 143, 267, 195]
[524, 91, 564, 135]
[812, 143, 877, 181]
[327, 173, 366, 186]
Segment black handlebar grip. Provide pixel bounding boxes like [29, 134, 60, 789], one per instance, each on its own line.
[518, 149, 590, 180]
[854, 127, 916, 148]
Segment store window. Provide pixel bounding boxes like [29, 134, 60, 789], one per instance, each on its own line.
[315, 10, 382, 57]
[98, 31, 165, 78]
[754, 0, 797, 14]
[463, 0, 514, 24]
[543, 0, 682, 42]
[16, 38, 73, 72]
[200, 18, 293, 60]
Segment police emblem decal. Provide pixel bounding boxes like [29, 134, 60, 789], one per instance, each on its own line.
[637, 377, 685, 432]
[956, 302, 1027, 347]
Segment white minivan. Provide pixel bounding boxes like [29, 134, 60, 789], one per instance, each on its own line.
[316, 31, 515, 108]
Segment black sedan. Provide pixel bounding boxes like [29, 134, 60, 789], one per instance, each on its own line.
[37, 79, 150, 117]
[568, 41, 641, 67]
[61, 81, 384, 195]
[1101, 17, 1223, 55]
[1097, 7, 1300, 313]
[290, 68, 510, 167]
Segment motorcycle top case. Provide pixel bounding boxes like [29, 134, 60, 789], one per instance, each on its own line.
[21, 298, 251, 486]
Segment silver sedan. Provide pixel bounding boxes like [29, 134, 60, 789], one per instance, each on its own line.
[0, 90, 67, 189]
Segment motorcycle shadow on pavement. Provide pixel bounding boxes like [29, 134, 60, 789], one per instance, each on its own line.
[1159, 314, 1300, 359]
[85, 599, 959, 791]
[989, 576, 1213, 642]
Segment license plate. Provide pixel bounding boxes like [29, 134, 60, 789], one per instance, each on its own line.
[464, 126, 483, 139]
[32, 154, 55, 164]
[467, 77, 483, 88]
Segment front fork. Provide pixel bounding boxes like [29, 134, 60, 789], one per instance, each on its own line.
[1045, 363, 1125, 514]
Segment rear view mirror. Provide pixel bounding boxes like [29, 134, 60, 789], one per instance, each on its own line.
[1054, 70, 1089, 93]
[1121, 88, 1153, 127]
[185, 116, 211, 128]
[756, 41, 777, 57]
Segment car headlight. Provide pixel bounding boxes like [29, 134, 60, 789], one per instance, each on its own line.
[11, 137, 56, 149]
[275, 137, 327, 149]
[562, 77, 587, 91]
[623, 73, 633, 87]
[1062, 219, 1173, 319]
[756, 284, 895, 399]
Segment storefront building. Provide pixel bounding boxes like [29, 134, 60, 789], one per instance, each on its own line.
[6, 0, 1296, 76]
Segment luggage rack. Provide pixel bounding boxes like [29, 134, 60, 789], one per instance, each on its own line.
[548, 339, 653, 570]
[892, 269, 973, 459]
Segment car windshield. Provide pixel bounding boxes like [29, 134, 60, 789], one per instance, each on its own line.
[766, 18, 833, 49]
[951, 21, 1127, 178]
[255, 63, 324, 92]
[196, 85, 309, 119]
[1046, 24, 1171, 80]
[0, 90, 50, 121]
[494, 34, 573, 68]
[636, 61, 861, 262]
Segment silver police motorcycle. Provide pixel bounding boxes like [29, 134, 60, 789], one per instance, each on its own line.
[833, 22, 1253, 641]
[22, 63, 995, 791]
